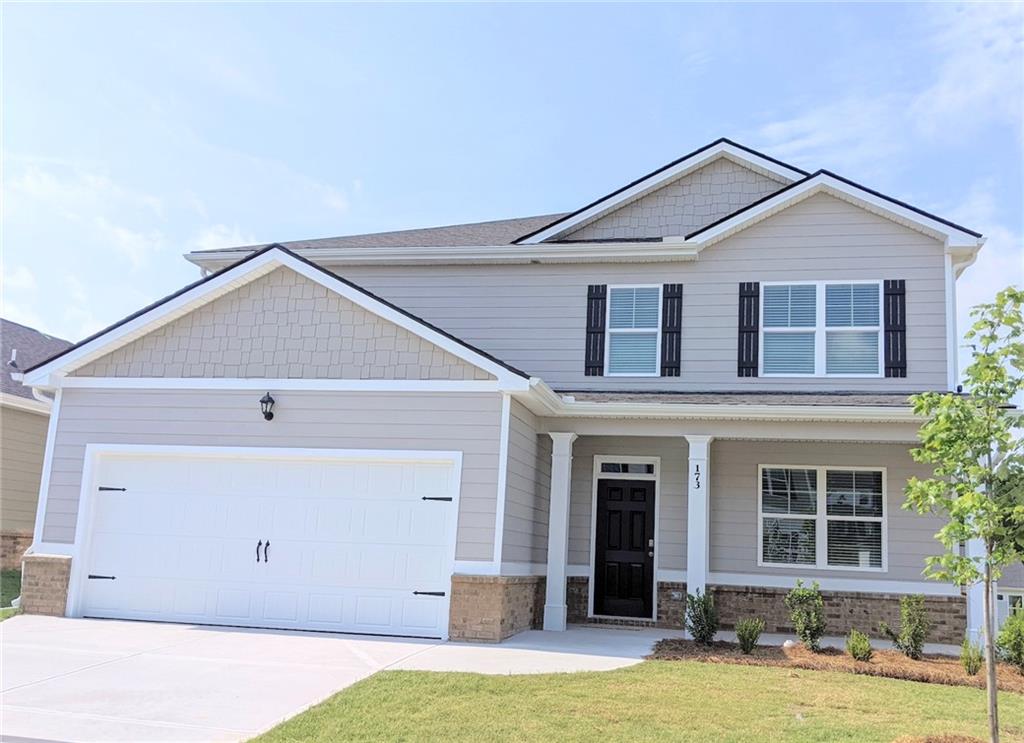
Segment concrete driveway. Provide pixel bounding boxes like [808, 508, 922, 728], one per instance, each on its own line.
[0, 615, 659, 742]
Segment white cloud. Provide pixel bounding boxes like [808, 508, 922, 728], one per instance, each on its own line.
[942, 179, 1024, 380]
[192, 224, 258, 252]
[93, 216, 166, 269]
[2, 264, 37, 292]
[751, 3, 1023, 173]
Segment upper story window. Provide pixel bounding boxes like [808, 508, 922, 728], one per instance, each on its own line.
[606, 286, 661, 376]
[760, 281, 882, 377]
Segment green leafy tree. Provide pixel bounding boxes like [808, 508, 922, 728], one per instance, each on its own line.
[904, 286, 1024, 743]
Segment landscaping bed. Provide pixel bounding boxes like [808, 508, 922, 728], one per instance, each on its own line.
[650, 638, 1024, 694]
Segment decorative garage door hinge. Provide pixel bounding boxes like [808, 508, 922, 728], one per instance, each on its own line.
[98, 486, 127, 492]
[87, 574, 116, 580]
[421, 496, 452, 501]
[412, 591, 446, 597]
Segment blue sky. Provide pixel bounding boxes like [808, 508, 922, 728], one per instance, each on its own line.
[2, 2, 1021, 377]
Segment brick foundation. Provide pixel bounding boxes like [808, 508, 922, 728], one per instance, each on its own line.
[0, 531, 32, 571]
[448, 575, 545, 642]
[712, 585, 967, 645]
[560, 578, 966, 644]
[20, 554, 71, 616]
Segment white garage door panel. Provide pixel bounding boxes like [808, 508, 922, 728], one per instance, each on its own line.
[80, 450, 458, 638]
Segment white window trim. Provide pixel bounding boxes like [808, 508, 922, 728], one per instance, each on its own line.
[756, 464, 888, 573]
[759, 280, 884, 378]
[588, 455, 661, 621]
[604, 284, 662, 377]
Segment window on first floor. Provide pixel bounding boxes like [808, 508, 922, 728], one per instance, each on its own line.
[761, 281, 882, 377]
[759, 465, 885, 571]
[606, 285, 661, 376]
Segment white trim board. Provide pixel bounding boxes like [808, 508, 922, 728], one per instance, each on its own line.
[0, 392, 51, 415]
[22, 247, 530, 392]
[57, 377, 504, 393]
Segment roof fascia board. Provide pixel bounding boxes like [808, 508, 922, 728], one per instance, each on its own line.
[685, 173, 985, 251]
[0, 391, 51, 415]
[515, 141, 806, 245]
[24, 248, 529, 390]
[185, 241, 702, 271]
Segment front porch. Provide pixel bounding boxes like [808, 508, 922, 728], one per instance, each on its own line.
[449, 404, 975, 644]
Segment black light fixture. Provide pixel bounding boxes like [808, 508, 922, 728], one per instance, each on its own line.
[260, 392, 275, 421]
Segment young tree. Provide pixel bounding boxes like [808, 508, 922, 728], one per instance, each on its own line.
[905, 286, 1024, 743]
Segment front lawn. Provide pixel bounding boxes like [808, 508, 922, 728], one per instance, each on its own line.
[1, 569, 20, 608]
[253, 660, 1024, 743]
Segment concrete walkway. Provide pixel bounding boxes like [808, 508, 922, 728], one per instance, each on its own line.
[0, 615, 961, 742]
[0, 617, 663, 742]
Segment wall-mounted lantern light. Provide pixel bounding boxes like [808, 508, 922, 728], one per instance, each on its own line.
[260, 392, 275, 421]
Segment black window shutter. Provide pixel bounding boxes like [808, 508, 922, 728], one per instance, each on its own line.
[884, 279, 907, 378]
[737, 282, 760, 377]
[585, 284, 607, 376]
[661, 284, 683, 376]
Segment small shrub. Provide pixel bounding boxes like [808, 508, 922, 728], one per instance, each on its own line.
[735, 617, 765, 654]
[846, 629, 873, 662]
[961, 637, 983, 676]
[685, 589, 719, 645]
[879, 594, 931, 660]
[998, 611, 1024, 674]
[784, 580, 826, 651]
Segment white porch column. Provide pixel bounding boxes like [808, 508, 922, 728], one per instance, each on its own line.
[966, 537, 986, 643]
[684, 435, 714, 599]
[544, 432, 577, 631]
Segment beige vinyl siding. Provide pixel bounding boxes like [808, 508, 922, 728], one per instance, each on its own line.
[500, 400, 550, 565]
[73, 267, 492, 382]
[568, 436, 688, 571]
[0, 405, 49, 534]
[564, 158, 787, 241]
[710, 440, 946, 583]
[326, 193, 948, 392]
[42, 389, 502, 561]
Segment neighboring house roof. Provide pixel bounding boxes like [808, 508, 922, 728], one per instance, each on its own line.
[184, 138, 984, 274]
[195, 214, 568, 255]
[22, 244, 531, 389]
[1, 318, 72, 402]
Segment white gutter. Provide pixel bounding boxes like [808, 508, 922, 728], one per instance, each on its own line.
[185, 241, 702, 271]
[0, 391, 51, 415]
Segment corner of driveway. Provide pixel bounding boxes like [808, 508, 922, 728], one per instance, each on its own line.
[1, 615, 664, 742]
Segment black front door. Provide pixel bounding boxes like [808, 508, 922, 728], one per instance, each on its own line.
[594, 478, 656, 618]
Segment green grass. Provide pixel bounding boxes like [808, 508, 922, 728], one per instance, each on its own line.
[0, 569, 21, 608]
[253, 660, 1024, 743]
[0, 607, 20, 622]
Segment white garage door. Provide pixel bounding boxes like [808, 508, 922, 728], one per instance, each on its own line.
[78, 448, 459, 639]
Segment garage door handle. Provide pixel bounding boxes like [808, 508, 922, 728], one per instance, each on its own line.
[264, 540, 270, 563]
[256, 540, 262, 563]
[88, 574, 116, 580]
[413, 591, 446, 597]
[421, 497, 452, 502]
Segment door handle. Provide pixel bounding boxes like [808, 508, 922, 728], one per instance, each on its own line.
[256, 540, 262, 563]
[264, 540, 270, 563]
[648, 551, 654, 558]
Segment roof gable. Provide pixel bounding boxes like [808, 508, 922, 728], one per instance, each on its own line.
[71, 267, 495, 382]
[23, 245, 529, 389]
[514, 138, 808, 244]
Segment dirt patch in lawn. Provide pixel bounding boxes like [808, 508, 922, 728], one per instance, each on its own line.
[649, 639, 1024, 694]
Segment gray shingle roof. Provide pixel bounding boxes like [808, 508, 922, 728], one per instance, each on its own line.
[197, 214, 569, 254]
[560, 391, 915, 407]
[1, 318, 72, 399]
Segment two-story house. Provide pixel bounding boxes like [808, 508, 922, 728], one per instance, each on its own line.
[18, 139, 987, 644]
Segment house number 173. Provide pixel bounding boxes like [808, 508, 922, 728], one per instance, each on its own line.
[693, 464, 701, 489]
